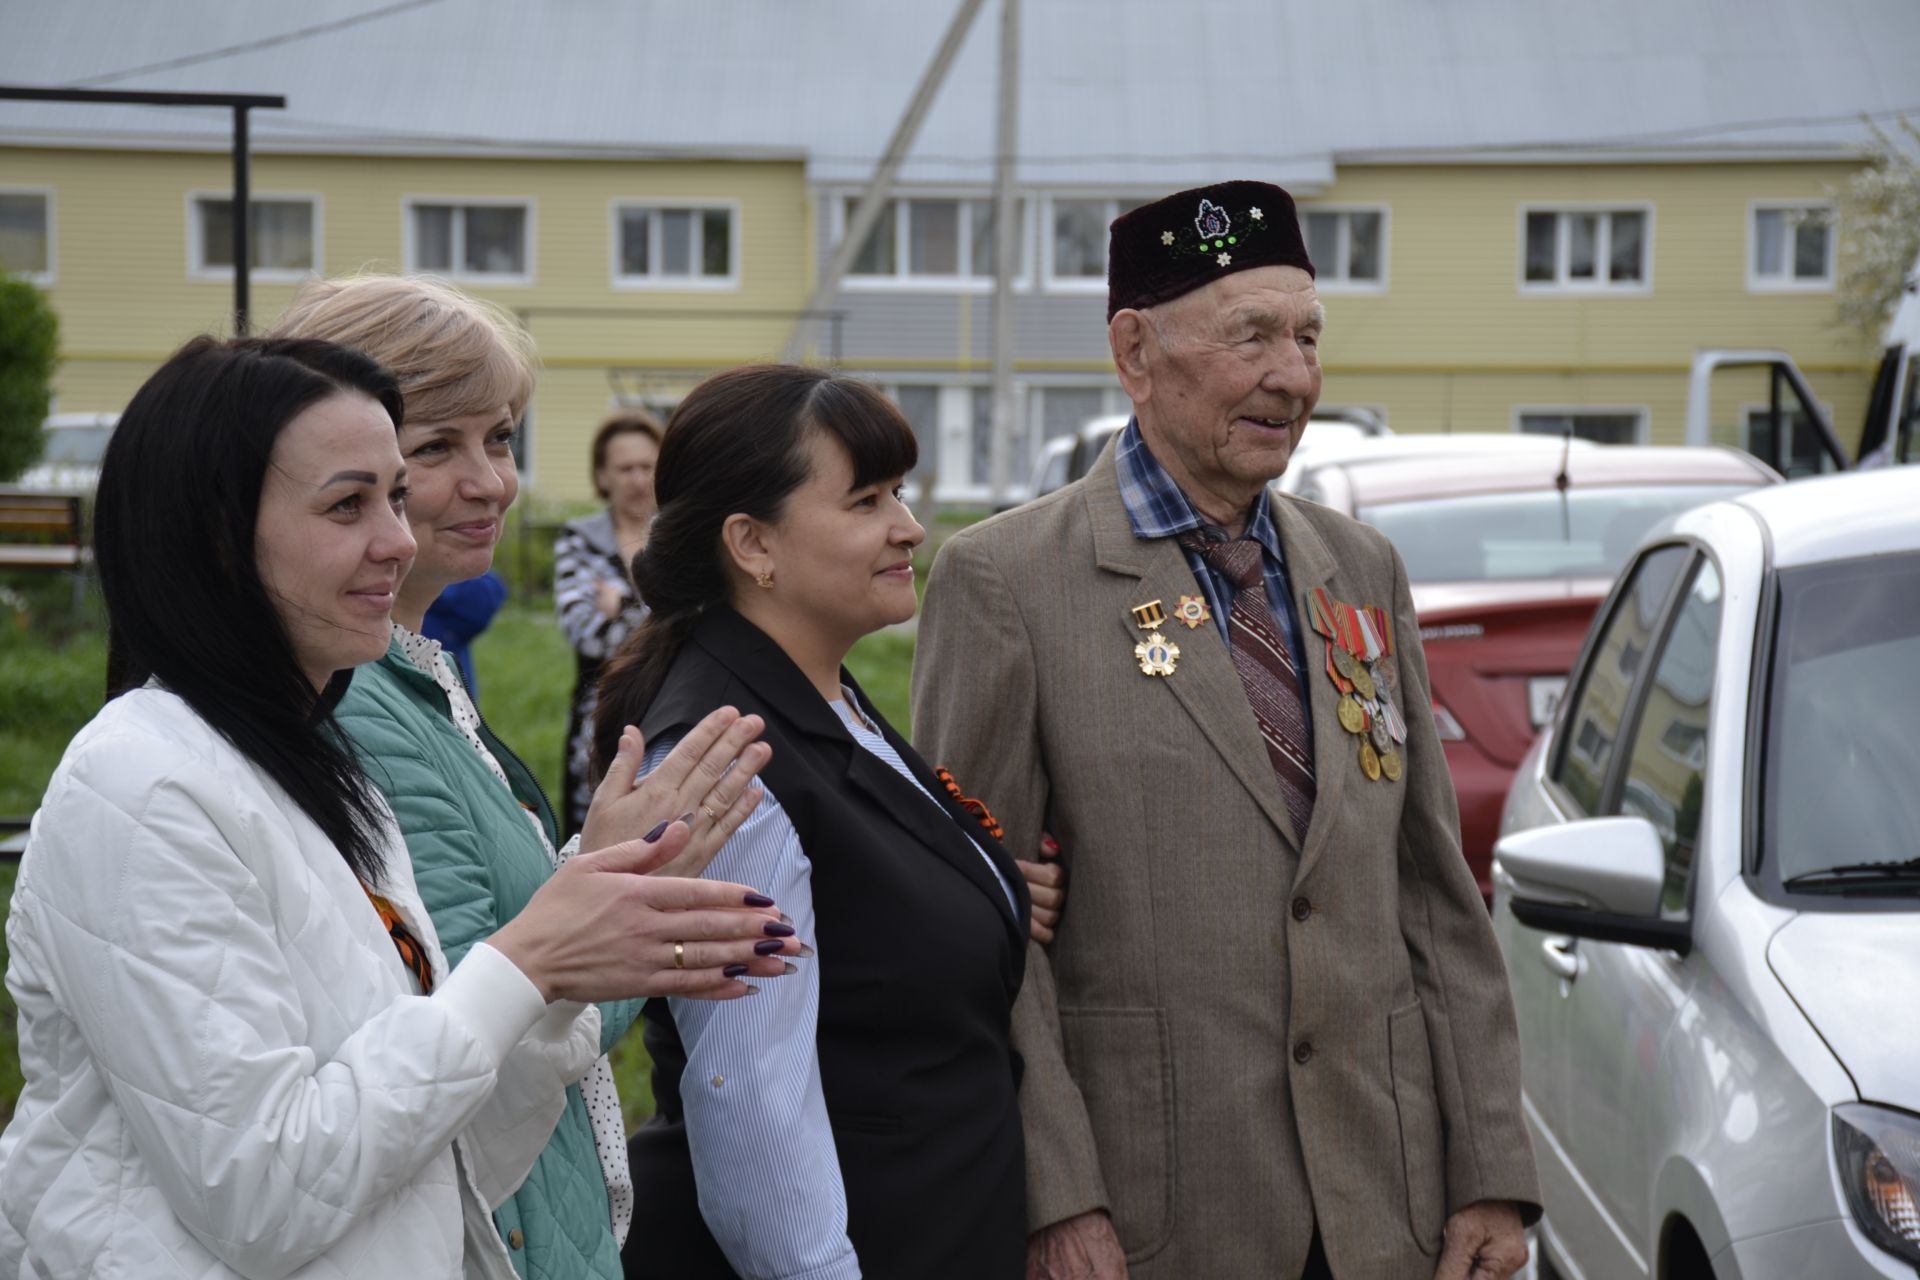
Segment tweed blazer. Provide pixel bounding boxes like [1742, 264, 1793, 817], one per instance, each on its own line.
[911, 444, 1540, 1280]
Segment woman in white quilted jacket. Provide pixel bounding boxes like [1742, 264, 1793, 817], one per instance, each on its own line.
[0, 336, 796, 1279]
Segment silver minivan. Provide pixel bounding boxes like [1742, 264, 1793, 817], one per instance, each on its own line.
[1493, 469, 1920, 1278]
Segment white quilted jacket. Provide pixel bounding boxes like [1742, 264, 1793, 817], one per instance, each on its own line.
[0, 686, 601, 1279]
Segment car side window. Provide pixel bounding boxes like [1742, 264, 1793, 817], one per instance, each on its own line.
[1614, 560, 1722, 915]
[1553, 544, 1690, 815]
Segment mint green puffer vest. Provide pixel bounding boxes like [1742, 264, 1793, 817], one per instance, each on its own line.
[336, 640, 640, 1280]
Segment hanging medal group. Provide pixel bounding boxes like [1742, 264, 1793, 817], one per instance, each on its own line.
[1306, 587, 1407, 783]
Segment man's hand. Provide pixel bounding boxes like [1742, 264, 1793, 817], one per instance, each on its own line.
[1026, 1209, 1128, 1280]
[1434, 1200, 1528, 1280]
[1018, 833, 1067, 944]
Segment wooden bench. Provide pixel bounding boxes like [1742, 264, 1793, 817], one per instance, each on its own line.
[0, 490, 89, 606]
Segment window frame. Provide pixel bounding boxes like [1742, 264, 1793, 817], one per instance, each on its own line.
[401, 195, 537, 286]
[0, 186, 56, 286]
[832, 191, 1033, 291]
[1517, 202, 1656, 295]
[185, 190, 323, 282]
[1547, 541, 1702, 818]
[1298, 203, 1391, 294]
[1040, 195, 1139, 293]
[607, 198, 741, 291]
[1746, 199, 1837, 293]
[1511, 404, 1652, 445]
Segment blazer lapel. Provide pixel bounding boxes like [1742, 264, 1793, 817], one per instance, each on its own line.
[1264, 490, 1352, 887]
[1085, 452, 1304, 854]
[691, 608, 1025, 943]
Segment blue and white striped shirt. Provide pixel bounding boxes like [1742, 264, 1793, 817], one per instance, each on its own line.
[1114, 418, 1315, 736]
[643, 689, 1015, 1280]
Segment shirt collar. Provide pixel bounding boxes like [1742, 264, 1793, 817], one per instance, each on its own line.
[1114, 417, 1285, 563]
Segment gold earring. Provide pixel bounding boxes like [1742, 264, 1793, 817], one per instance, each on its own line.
[755, 570, 774, 590]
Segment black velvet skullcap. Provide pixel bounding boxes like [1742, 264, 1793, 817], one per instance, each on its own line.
[1106, 180, 1315, 320]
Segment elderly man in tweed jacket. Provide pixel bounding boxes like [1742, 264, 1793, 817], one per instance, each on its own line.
[912, 181, 1539, 1280]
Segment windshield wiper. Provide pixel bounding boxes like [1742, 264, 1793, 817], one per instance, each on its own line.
[1781, 859, 1920, 893]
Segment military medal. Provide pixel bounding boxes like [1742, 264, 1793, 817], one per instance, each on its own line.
[1380, 750, 1403, 782]
[1370, 717, 1393, 754]
[1359, 739, 1382, 781]
[1350, 663, 1377, 702]
[1135, 631, 1180, 676]
[1174, 594, 1213, 629]
[1129, 600, 1180, 676]
[1337, 694, 1366, 734]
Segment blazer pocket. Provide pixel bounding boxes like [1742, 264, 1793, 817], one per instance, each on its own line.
[1387, 1000, 1447, 1255]
[1057, 1006, 1176, 1263]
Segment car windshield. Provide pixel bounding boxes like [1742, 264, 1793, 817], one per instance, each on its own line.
[1358, 485, 1751, 582]
[1763, 551, 1920, 885]
[41, 425, 114, 465]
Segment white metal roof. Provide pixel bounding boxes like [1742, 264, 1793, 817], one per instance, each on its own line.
[3, 0, 1915, 186]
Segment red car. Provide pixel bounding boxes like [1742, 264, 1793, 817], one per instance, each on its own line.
[1290, 444, 1779, 895]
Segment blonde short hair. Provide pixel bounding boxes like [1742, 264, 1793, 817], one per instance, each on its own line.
[268, 274, 538, 425]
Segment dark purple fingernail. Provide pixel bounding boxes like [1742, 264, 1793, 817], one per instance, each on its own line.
[743, 892, 776, 908]
[754, 938, 787, 956]
[723, 963, 749, 979]
[643, 819, 671, 842]
[762, 920, 795, 938]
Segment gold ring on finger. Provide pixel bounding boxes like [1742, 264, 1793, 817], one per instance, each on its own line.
[699, 802, 721, 821]
[673, 941, 685, 970]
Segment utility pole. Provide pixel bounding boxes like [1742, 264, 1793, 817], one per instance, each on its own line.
[985, 0, 1020, 508]
[781, 0, 989, 364]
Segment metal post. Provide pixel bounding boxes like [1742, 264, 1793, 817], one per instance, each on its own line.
[232, 104, 251, 335]
[780, 0, 989, 363]
[986, 0, 1020, 507]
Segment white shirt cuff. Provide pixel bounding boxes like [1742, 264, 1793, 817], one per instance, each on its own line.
[435, 940, 548, 1067]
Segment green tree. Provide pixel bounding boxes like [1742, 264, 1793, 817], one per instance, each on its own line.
[1835, 118, 1920, 339]
[0, 275, 60, 483]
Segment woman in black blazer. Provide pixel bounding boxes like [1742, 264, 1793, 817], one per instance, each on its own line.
[596, 365, 1030, 1280]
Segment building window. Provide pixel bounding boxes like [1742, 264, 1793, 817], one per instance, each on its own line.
[1750, 203, 1834, 290]
[1522, 207, 1651, 290]
[0, 189, 52, 282]
[190, 195, 318, 278]
[842, 197, 1021, 284]
[612, 203, 737, 286]
[1301, 208, 1386, 287]
[1518, 408, 1647, 445]
[406, 200, 532, 281]
[1045, 197, 1145, 286]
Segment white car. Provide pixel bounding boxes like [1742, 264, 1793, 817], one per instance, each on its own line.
[1492, 468, 1920, 1278]
[17, 412, 117, 493]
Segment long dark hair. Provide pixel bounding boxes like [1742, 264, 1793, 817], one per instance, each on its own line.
[591, 364, 917, 774]
[94, 335, 407, 884]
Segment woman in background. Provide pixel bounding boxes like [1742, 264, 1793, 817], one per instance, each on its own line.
[556, 410, 664, 837]
[0, 336, 785, 1279]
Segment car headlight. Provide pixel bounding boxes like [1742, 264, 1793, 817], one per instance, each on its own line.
[1834, 1103, 1920, 1265]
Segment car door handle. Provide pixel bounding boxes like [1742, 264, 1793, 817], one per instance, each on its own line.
[1541, 936, 1580, 981]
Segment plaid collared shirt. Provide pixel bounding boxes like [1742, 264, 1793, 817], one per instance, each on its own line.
[1115, 420, 1315, 734]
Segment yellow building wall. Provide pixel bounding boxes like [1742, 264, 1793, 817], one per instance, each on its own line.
[1308, 161, 1877, 443]
[1, 147, 811, 500]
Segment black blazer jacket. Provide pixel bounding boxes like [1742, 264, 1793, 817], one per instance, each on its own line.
[626, 606, 1030, 1280]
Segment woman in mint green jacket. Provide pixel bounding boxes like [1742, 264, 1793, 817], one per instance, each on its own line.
[273, 275, 794, 1280]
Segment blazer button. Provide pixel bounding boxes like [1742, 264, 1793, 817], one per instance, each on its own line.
[1293, 1041, 1314, 1065]
[1291, 896, 1312, 921]
[508, 1229, 525, 1250]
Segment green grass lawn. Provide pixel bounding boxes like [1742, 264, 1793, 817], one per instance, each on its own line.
[0, 597, 920, 1130]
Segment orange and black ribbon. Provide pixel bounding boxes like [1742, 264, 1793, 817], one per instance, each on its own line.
[934, 766, 1005, 842]
[363, 887, 435, 994]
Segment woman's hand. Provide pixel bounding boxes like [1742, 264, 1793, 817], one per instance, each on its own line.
[594, 578, 625, 618]
[490, 820, 809, 1003]
[580, 709, 771, 879]
[1019, 833, 1066, 945]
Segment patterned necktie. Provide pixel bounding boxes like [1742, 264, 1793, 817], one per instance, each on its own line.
[1178, 533, 1317, 842]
